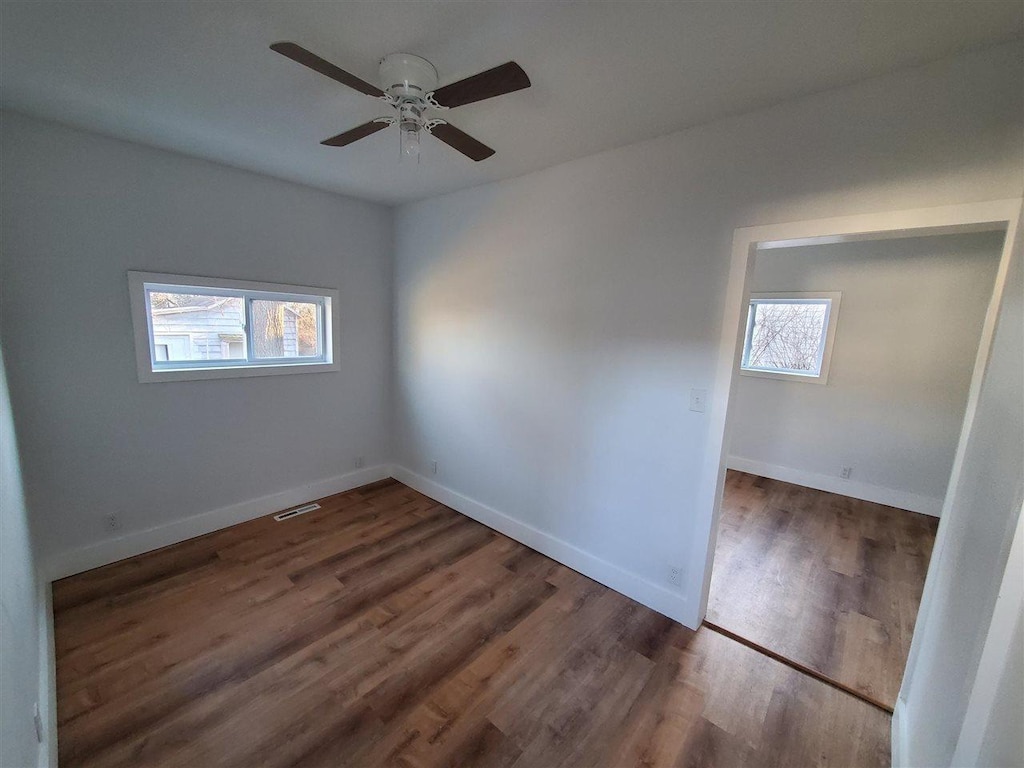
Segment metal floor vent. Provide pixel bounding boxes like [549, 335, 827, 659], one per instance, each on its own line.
[274, 503, 321, 522]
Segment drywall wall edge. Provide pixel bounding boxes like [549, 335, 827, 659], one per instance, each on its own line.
[37, 581, 56, 768]
[892, 696, 909, 768]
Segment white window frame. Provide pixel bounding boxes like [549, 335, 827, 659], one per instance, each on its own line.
[128, 271, 340, 383]
[739, 291, 841, 384]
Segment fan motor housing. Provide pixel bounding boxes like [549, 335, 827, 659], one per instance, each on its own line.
[379, 53, 438, 99]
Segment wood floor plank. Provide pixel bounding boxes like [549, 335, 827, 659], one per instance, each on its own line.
[706, 470, 938, 711]
[154, 543, 527, 768]
[55, 478, 891, 767]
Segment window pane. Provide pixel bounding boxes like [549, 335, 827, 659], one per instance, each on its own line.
[250, 300, 321, 359]
[148, 292, 245, 362]
[746, 301, 828, 373]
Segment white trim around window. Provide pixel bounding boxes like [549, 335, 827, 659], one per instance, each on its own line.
[128, 271, 340, 383]
[739, 291, 842, 384]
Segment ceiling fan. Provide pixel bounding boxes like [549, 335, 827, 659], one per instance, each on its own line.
[270, 42, 531, 162]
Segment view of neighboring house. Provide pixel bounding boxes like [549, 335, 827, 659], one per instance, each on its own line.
[150, 294, 315, 361]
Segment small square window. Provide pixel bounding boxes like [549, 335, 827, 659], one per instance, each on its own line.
[128, 272, 339, 383]
[740, 292, 841, 383]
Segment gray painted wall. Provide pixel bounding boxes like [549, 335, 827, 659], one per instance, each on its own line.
[392, 42, 1022, 623]
[729, 232, 1003, 515]
[392, 42, 1023, 765]
[901, 224, 1023, 767]
[0, 111, 394, 565]
[976, 614, 1024, 766]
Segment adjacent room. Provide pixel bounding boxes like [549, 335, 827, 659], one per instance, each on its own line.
[1, 3, 1022, 768]
[707, 230, 1005, 711]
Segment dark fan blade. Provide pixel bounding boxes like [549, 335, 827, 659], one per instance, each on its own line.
[430, 62, 530, 109]
[430, 122, 495, 161]
[270, 42, 384, 98]
[321, 121, 389, 147]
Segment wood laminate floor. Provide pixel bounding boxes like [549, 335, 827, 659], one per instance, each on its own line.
[707, 471, 939, 711]
[55, 479, 890, 768]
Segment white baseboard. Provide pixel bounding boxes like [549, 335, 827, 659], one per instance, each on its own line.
[389, 465, 696, 629]
[727, 456, 943, 517]
[43, 462, 694, 628]
[37, 580, 56, 768]
[42, 464, 391, 581]
[891, 696, 909, 768]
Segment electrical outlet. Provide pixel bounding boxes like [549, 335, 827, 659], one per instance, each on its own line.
[840, 466, 853, 480]
[689, 388, 707, 413]
[104, 514, 122, 533]
[431, 460, 438, 475]
[354, 456, 365, 469]
[668, 566, 683, 587]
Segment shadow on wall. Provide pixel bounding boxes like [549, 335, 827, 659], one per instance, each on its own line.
[392, 42, 1023, 603]
[398, 179, 719, 580]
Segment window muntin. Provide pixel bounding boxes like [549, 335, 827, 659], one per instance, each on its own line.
[740, 292, 841, 383]
[129, 272, 338, 383]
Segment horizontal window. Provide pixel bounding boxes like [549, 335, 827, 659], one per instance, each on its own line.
[740, 292, 841, 384]
[128, 272, 339, 383]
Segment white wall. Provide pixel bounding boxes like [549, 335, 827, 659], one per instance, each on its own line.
[0, 345, 45, 768]
[900, 220, 1023, 767]
[0, 111, 394, 575]
[952, 501, 1024, 768]
[393, 41, 1023, 626]
[728, 232, 1003, 516]
[975, 616, 1023, 766]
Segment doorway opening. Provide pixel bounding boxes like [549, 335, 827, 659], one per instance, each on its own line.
[691, 200, 1021, 716]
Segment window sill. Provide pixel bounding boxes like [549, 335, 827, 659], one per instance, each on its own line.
[138, 360, 340, 384]
[739, 368, 828, 385]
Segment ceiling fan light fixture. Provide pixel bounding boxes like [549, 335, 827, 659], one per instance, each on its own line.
[400, 121, 421, 162]
[271, 43, 528, 162]
[378, 53, 438, 98]
[398, 101, 423, 162]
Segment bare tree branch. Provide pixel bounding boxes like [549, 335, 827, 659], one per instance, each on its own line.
[748, 303, 827, 371]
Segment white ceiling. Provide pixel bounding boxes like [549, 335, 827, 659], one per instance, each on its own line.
[2, 1, 1021, 205]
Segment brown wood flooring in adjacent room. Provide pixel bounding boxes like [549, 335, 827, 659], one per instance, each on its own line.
[707, 470, 939, 712]
[54, 479, 890, 768]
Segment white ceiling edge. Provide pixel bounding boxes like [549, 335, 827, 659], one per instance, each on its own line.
[0, 105, 394, 215]
[387, 39, 1024, 209]
[3, 39, 1021, 211]
[2, 1, 1020, 205]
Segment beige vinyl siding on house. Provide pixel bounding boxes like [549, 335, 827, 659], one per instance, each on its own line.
[152, 303, 302, 360]
[152, 302, 243, 361]
[282, 307, 300, 357]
